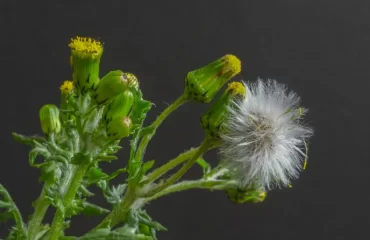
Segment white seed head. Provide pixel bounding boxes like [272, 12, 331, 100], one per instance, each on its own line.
[220, 79, 313, 190]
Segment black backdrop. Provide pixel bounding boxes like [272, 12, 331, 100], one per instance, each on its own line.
[1, 0, 370, 239]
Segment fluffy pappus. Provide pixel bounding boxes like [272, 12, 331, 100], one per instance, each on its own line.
[220, 79, 313, 190]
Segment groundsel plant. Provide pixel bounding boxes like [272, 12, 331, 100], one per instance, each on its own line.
[0, 37, 313, 240]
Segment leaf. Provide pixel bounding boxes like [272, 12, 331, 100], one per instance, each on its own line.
[29, 147, 51, 167]
[196, 157, 211, 175]
[96, 154, 118, 163]
[86, 167, 108, 185]
[138, 211, 167, 232]
[101, 184, 127, 206]
[104, 168, 127, 181]
[78, 185, 95, 197]
[80, 202, 110, 217]
[12, 132, 46, 146]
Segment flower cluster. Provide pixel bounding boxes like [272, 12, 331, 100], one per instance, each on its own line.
[1, 36, 313, 240]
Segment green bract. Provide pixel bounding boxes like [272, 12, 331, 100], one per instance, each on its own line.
[39, 104, 61, 135]
[184, 54, 241, 103]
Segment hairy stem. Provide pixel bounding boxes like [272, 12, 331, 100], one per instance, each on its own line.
[134, 94, 187, 163]
[145, 179, 237, 202]
[145, 139, 212, 197]
[48, 163, 90, 240]
[27, 190, 49, 240]
[144, 147, 199, 184]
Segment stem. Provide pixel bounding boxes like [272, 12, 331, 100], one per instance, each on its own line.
[48, 163, 90, 240]
[145, 139, 212, 197]
[27, 190, 49, 240]
[145, 179, 236, 202]
[144, 147, 199, 183]
[134, 94, 187, 163]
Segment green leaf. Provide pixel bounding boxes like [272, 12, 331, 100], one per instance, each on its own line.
[104, 168, 127, 181]
[101, 184, 127, 206]
[12, 132, 46, 146]
[29, 147, 51, 167]
[86, 167, 108, 185]
[196, 157, 211, 175]
[80, 202, 110, 217]
[78, 185, 95, 197]
[96, 154, 118, 163]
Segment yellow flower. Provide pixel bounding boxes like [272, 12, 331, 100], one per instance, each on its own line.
[60, 80, 74, 94]
[68, 36, 103, 59]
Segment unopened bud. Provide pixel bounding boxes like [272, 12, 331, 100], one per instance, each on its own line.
[184, 54, 241, 103]
[201, 81, 246, 140]
[39, 104, 61, 135]
[103, 90, 134, 124]
[93, 71, 136, 104]
[226, 187, 266, 204]
[106, 116, 132, 140]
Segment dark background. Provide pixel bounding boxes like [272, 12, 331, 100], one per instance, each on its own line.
[1, 0, 370, 239]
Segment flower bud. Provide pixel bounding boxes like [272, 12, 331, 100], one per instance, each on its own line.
[39, 104, 61, 135]
[59, 81, 76, 122]
[184, 54, 241, 103]
[103, 90, 134, 124]
[201, 82, 246, 140]
[226, 187, 266, 204]
[106, 116, 132, 140]
[93, 71, 137, 104]
[69, 36, 103, 92]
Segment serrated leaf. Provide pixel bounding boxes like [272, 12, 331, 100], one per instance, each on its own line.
[101, 184, 127, 206]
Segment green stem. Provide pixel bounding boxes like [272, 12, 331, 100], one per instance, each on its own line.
[48, 163, 90, 240]
[27, 190, 49, 240]
[144, 147, 199, 184]
[134, 94, 187, 163]
[145, 179, 237, 202]
[144, 139, 212, 197]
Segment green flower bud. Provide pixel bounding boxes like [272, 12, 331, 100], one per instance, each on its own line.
[201, 82, 246, 140]
[93, 71, 137, 104]
[69, 37, 103, 92]
[106, 116, 132, 140]
[39, 104, 61, 135]
[226, 187, 266, 204]
[103, 90, 135, 124]
[184, 54, 241, 103]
